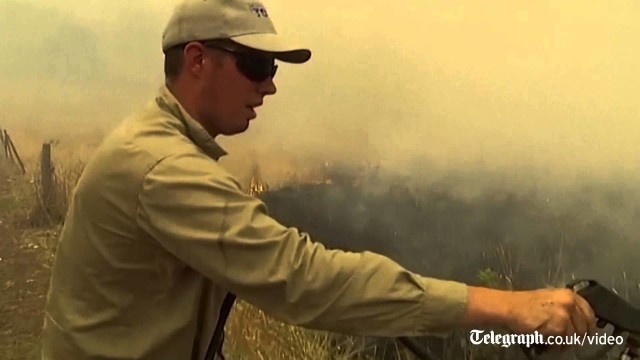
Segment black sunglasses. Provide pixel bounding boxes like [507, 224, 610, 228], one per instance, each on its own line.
[202, 42, 278, 83]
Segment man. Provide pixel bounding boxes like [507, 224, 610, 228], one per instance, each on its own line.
[42, 0, 596, 359]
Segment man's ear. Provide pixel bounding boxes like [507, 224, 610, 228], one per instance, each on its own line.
[183, 43, 207, 78]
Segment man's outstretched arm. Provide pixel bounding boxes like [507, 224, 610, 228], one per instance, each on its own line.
[136, 153, 469, 337]
[136, 153, 595, 339]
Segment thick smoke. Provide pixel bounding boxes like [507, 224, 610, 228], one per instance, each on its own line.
[259, 164, 640, 293]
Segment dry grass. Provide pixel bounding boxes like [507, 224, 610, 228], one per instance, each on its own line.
[0, 157, 58, 360]
[224, 301, 385, 360]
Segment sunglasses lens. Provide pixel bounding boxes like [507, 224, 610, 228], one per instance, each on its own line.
[236, 54, 276, 82]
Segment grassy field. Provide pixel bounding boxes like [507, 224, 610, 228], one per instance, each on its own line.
[0, 157, 60, 360]
[1, 129, 639, 360]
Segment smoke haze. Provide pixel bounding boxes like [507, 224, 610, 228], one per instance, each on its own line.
[2, 0, 640, 185]
[3, 5, 640, 359]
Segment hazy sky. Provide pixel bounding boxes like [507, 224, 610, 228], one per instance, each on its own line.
[2, 0, 639, 183]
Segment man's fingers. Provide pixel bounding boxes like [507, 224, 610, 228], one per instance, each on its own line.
[575, 295, 597, 334]
[561, 319, 576, 351]
[569, 300, 589, 337]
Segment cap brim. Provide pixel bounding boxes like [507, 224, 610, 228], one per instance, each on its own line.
[230, 33, 311, 64]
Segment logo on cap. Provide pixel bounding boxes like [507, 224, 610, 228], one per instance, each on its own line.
[249, 3, 269, 17]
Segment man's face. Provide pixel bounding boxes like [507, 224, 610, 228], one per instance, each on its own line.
[190, 41, 278, 136]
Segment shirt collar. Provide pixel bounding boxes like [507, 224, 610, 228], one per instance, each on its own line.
[154, 84, 228, 160]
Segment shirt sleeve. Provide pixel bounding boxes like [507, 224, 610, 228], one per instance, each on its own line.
[135, 153, 469, 337]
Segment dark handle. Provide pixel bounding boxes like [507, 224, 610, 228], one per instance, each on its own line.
[521, 343, 548, 359]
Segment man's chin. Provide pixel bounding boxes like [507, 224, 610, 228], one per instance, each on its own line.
[221, 123, 250, 136]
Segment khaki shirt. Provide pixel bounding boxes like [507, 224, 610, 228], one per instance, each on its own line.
[42, 85, 469, 360]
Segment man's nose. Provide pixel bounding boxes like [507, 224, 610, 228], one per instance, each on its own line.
[259, 77, 277, 96]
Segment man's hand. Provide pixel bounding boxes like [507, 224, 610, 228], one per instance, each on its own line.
[462, 286, 597, 352]
[504, 288, 597, 351]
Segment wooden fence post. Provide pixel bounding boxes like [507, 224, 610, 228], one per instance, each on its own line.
[0, 128, 26, 174]
[41, 143, 55, 213]
[3, 129, 10, 160]
[0, 128, 5, 156]
[7, 134, 25, 174]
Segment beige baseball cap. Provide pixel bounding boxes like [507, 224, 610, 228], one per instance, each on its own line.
[162, 0, 311, 64]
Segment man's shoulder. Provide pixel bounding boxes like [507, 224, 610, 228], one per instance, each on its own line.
[82, 102, 227, 190]
[101, 104, 203, 160]
[120, 103, 199, 157]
